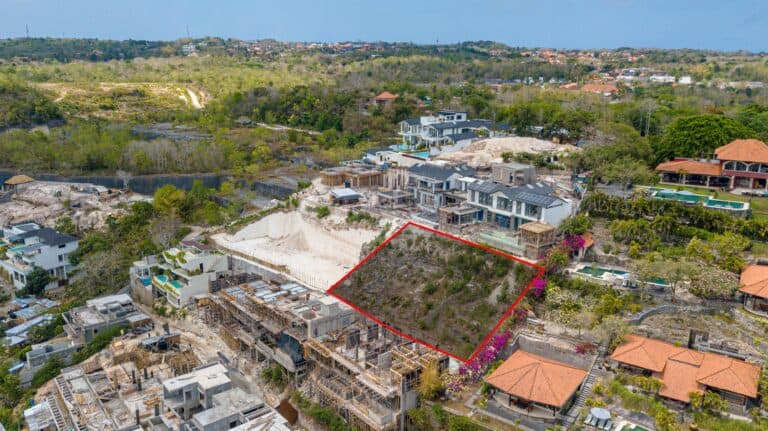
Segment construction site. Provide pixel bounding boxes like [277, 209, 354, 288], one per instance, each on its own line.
[0, 176, 147, 230]
[197, 272, 450, 431]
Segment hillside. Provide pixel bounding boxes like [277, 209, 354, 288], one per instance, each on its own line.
[332, 224, 539, 359]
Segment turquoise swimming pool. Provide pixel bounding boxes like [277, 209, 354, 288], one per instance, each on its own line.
[409, 151, 431, 159]
[653, 190, 708, 204]
[704, 198, 747, 210]
[576, 266, 629, 278]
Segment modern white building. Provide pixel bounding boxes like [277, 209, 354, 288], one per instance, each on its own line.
[398, 110, 507, 147]
[0, 222, 79, 290]
[133, 241, 228, 308]
[466, 181, 573, 230]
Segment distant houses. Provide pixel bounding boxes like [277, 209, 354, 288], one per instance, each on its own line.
[372, 91, 399, 108]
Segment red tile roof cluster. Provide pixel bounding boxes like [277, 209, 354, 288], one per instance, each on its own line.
[484, 350, 588, 408]
[610, 335, 760, 403]
[740, 265, 768, 299]
[715, 139, 768, 164]
[655, 159, 723, 176]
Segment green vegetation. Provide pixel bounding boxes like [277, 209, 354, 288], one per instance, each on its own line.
[0, 76, 61, 130]
[21, 266, 51, 297]
[71, 325, 126, 363]
[260, 363, 288, 389]
[291, 391, 353, 431]
[335, 226, 537, 358]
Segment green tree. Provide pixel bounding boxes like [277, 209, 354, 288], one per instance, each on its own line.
[657, 114, 754, 161]
[55, 216, 77, 235]
[23, 266, 51, 296]
[153, 185, 187, 215]
[418, 360, 443, 400]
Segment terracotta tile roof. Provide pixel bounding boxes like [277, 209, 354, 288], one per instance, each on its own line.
[560, 83, 579, 90]
[655, 159, 723, 176]
[485, 350, 588, 408]
[715, 139, 768, 164]
[610, 334, 681, 373]
[740, 265, 768, 299]
[581, 84, 618, 94]
[658, 359, 704, 402]
[695, 353, 760, 399]
[374, 91, 399, 101]
[611, 335, 761, 401]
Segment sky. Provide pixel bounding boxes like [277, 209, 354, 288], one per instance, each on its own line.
[2, 0, 768, 52]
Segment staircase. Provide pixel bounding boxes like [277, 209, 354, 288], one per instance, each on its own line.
[46, 395, 67, 431]
[563, 344, 608, 427]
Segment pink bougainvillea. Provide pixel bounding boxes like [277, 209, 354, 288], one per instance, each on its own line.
[562, 234, 585, 252]
[446, 329, 513, 392]
[532, 278, 547, 297]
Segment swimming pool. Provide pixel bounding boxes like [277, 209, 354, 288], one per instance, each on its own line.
[704, 198, 748, 210]
[409, 151, 431, 160]
[576, 266, 629, 278]
[653, 190, 708, 204]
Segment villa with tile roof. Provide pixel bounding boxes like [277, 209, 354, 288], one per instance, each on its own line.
[656, 139, 768, 190]
[609, 335, 761, 409]
[740, 264, 768, 316]
[484, 349, 588, 419]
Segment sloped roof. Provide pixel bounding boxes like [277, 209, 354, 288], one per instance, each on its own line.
[715, 139, 768, 164]
[467, 181, 564, 208]
[581, 84, 618, 93]
[739, 264, 768, 299]
[4, 175, 34, 185]
[408, 163, 475, 181]
[8, 227, 78, 247]
[485, 350, 588, 408]
[611, 335, 761, 400]
[610, 334, 681, 372]
[374, 91, 398, 101]
[655, 159, 723, 176]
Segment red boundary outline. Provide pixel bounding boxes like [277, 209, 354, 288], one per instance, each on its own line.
[327, 221, 545, 363]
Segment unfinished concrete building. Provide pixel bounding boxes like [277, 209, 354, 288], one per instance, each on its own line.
[201, 279, 358, 380]
[519, 221, 558, 260]
[491, 162, 536, 186]
[304, 327, 449, 431]
[320, 165, 383, 188]
[63, 294, 152, 343]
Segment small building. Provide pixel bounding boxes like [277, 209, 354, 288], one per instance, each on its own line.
[162, 363, 232, 421]
[609, 334, 761, 409]
[373, 91, 399, 108]
[319, 164, 383, 188]
[330, 188, 362, 205]
[24, 399, 59, 431]
[484, 349, 588, 419]
[3, 174, 35, 192]
[63, 294, 147, 343]
[187, 387, 290, 431]
[519, 221, 557, 260]
[376, 189, 412, 209]
[491, 162, 536, 187]
[740, 264, 768, 316]
[3, 314, 55, 347]
[580, 83, 619, 96]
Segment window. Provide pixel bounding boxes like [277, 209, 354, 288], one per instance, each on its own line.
[478, 193, 492, 206]
[525, 205, 541, 218]
[58, 255, 64, 262]
[496, 197, 512, 211]
[58, 244, 66, 249]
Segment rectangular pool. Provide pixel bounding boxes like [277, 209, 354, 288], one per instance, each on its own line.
[409, 151, 430, 159]
[576, 266, 629, 277]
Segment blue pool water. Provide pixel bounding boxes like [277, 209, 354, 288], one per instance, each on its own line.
[409, 151, 430, 159]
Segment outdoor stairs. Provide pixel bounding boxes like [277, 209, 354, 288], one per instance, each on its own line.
[563, 344, 609, 427]
[46, 395, 67, 431]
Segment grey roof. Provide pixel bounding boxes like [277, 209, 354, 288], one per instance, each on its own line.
[364, 147, 391, 156]
[468, 181, 563, 208]
[445, 131, 477, 142]
[400, 118, 421, 126]
[408, 164, 476, 181]
[8, 228, 77, 247]
[428, 119, 493, 131]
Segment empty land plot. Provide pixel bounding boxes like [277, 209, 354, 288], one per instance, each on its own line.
[330, 223, 541, 361]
